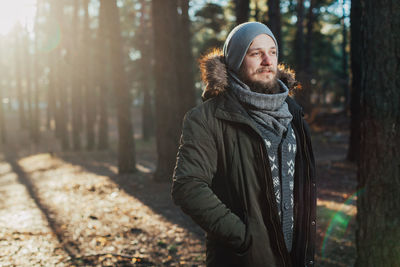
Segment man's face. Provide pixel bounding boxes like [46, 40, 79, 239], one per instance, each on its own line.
[239, 34, 279, 93]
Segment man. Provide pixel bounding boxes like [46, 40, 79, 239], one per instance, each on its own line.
[172, 22, 316, 267]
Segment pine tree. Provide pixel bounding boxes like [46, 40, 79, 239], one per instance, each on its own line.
[106, 0, 136, 173]
[355, 0, 400, 265]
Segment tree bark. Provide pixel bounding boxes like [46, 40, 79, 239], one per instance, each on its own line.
[355, 0, 400, 265]
[152, 0, 183, 182]
[106, 0, 136, 173]
[347, 0, 361, 162]
[235, 0, 250, 25]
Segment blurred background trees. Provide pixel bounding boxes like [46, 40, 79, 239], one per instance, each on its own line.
[0, 0, 353, 175]
[0, 0, 356, 177]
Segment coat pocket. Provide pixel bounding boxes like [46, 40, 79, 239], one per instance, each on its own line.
[235, 214, 253, 257]
[236, 217, 278, 267]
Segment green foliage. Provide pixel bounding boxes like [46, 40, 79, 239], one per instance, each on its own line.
[192, 3, 227, 57]
[311, 2, 348, 105]
[195, 3, 225, 32]
[279, 0, 347, 106]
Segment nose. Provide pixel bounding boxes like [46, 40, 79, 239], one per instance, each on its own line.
[261, 54, 272, 66]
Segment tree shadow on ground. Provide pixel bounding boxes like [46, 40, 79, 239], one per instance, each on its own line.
[56, 151, 205, 240]
[3, 149, 79, 261]
[3, 147, 204, 266]
[316, 159, 357, 203]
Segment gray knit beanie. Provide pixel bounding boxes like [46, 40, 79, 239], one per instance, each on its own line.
[223, 22, 278, 74]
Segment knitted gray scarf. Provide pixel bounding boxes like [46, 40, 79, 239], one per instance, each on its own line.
[229, 72, 293, 136]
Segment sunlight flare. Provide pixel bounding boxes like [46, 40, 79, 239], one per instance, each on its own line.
[0, 0, 36, 36]
[321, 189, 363, 260]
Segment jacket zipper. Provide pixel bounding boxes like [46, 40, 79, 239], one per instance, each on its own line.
[259, 143, 287, 266]
[300, 118, 311, 266]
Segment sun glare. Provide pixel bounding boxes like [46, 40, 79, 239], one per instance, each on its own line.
[0, 0, 36, 36]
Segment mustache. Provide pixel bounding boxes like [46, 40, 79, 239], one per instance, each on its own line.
[255, 67, 275, 74]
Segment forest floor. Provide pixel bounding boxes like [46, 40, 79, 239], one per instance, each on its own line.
[0, 109, 357, 267]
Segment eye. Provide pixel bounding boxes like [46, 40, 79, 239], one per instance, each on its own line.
[270, 50, 277, 55]
[251, 52, 260, 56]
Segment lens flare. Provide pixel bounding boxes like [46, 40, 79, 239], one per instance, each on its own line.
[320, 188, 364, 260]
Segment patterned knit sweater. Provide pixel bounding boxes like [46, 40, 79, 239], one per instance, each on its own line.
[254, 121, 296, 252]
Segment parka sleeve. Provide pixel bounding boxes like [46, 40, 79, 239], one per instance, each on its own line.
[171, 108, 246, 251]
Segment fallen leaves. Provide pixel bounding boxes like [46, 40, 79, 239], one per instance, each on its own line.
[2, 152, 206, 266]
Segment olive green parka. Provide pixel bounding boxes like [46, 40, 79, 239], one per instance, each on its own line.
[172, 51, 316, 267]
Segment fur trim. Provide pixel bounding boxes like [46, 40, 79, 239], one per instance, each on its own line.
[199, 48, 300, 101]
[199, 49, 228, 101]
[277, 64, 300, 96]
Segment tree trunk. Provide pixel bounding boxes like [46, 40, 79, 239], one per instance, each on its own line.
[97, 86, 109, 150]
[177, 0, 196, 115]
[301, 0, 315, 115]
[347, 0, 361, 162]
[294, 0, 312, 114]
[142, 87, 153, 141]
[355, 0, 400, 266]
[14, 32, 26, 129]
[0, 40, 6, 143]
[106, 0, 136, 173]
[254, 1, 261, 21]
[152, 0, 183, 182]
[341, 0, 349, 111]
[47, 52, 56, 130]
[0, 84, 5, 144]
[235, 0, 250, 25]
[71, 0, 81, 150]
[305, 0, 315, 79]
[23, 31, 34, 140]
[52, 9, 62, 140]
[54, 0, 69, 150]
[139, 0, 154, 141]
[294, 0, 305, 68]
[32, 0, 42, 143]
[97, 0, 109, 150]
[83, 0, 95, 150]
[267, 0, 282, 57]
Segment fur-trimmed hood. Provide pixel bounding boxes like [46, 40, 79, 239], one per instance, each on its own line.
[199, 49, 300, 101]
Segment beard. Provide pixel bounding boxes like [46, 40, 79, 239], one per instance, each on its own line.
[239, 68, 281, 94]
